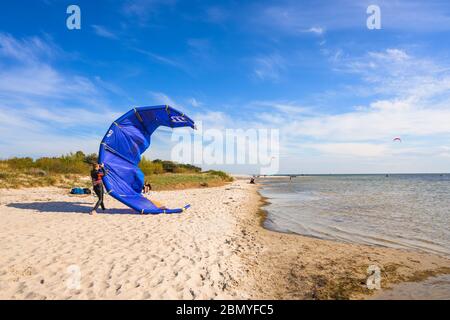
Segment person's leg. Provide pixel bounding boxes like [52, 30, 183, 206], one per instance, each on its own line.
[91, 185, 101, 215]
[100, 185, 105, 210]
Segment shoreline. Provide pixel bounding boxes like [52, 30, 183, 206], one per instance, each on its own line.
[239, 182, 450, 299]
[0, 181, 449, 299]
[255, 183, 450, 259]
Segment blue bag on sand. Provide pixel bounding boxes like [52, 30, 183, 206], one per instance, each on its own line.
[70, 187, 85, 195]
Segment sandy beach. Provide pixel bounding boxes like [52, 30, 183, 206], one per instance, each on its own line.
[0, 180, 449, 299]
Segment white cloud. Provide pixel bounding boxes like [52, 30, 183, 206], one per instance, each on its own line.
[250, 101, 312, 115]
[310, 143, 389, 157]
[122, 0, 176, 24]
[249, 0, 450, 35]
[0, 100, 116, 158]
[0, 33, 101, 100]
[303, 26, 325, 35]
[0, 34, 122, 157]
[251, 49, 450, 164]
[195, 111, 231, 129]
[253, 54, 285, 81]
[133, 47, 189, 73]
[187, 98, 201, 107]
[92, 25, 118, 40]
[149, 91, 182, 109]
[0, 65, 62, 97]
[326, 47, 450, 100]
[0, 33, 57, 63]
[369, 48, 410, 62]
[286, 99, 450, 142]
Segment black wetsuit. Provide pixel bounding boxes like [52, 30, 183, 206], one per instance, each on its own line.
[91, 168, 106, 211]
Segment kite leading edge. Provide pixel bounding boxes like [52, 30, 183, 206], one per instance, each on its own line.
[98, 105, 195, 214]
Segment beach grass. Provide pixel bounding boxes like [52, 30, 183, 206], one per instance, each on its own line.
[0, 167, 233, 190]
[0, 152, 233, 190]
[147, 171, 233, 190]
[0, 169, 90, 189]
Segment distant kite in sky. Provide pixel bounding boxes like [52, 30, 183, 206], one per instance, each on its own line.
[393, 137, 402, 142]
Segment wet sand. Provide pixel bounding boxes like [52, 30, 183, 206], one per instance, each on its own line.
[369, 274, 450, 300]
[0, 180, 449, 299]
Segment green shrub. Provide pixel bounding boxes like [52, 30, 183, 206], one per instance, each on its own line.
[148, 159, 201, 173]
[0, 151, 233, 190]
[204, 170, 233, 181]
[4, 157, 34, 170]
[139, 157, 164, 175]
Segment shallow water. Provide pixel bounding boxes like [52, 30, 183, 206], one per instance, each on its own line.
[259, 174, 450, 258]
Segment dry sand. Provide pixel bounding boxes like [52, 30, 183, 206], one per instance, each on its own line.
[0, 181, 449, 299]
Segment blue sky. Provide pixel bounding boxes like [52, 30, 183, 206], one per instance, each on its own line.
[1, 0, 450, 173]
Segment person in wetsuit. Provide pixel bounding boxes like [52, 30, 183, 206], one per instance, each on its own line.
[90, 163, 106, 215]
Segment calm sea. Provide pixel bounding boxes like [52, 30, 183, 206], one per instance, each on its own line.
[259, 174, 450, 258]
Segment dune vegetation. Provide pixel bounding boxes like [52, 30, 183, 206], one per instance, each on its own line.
[0, 151, 233, 190]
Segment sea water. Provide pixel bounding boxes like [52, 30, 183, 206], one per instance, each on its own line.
[259, 174, 450, 299]
[259, 174, 450, 258]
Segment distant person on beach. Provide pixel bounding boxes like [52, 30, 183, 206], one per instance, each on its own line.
[90, 163, 106, 215]
[250, 177, 255, 184]
[142, 182, 152, 194]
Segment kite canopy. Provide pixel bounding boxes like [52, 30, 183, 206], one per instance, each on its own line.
[393, 137, 402, 142]
[98, 105, 195, 214]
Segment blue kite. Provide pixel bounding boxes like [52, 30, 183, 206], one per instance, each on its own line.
[98, 105, 195, 214]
